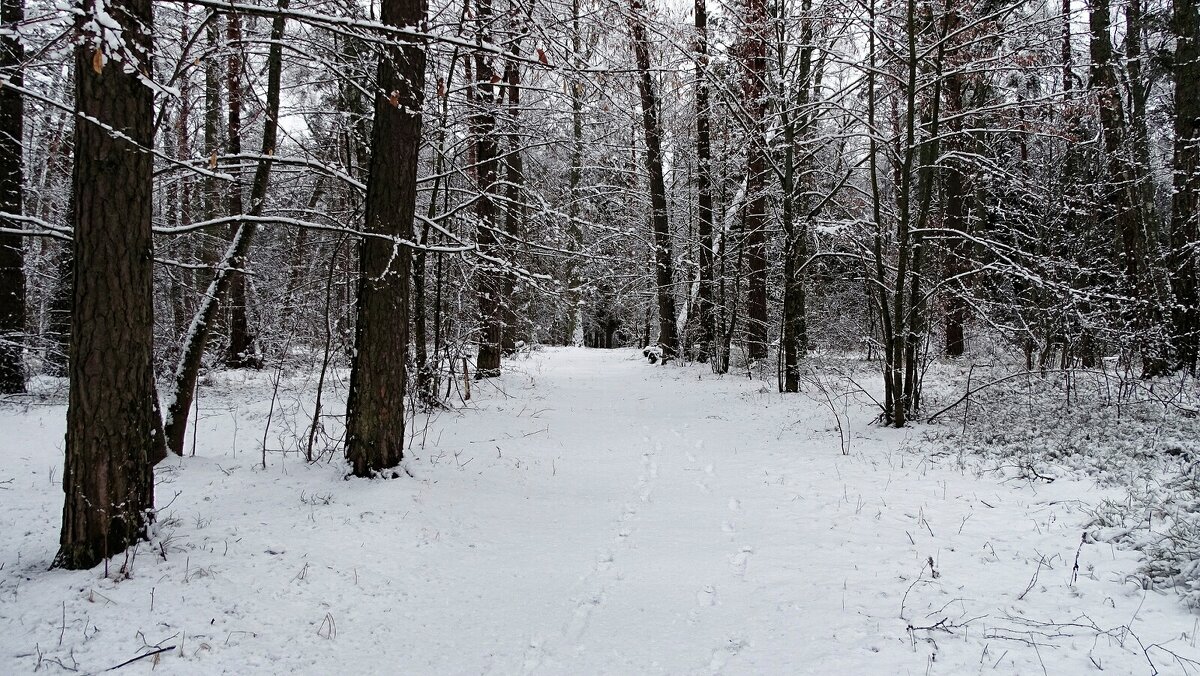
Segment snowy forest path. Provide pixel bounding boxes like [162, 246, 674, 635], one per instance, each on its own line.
[2, 347, 1199, 675]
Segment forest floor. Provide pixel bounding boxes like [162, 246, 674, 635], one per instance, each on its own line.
[2, 347, 1200, 674]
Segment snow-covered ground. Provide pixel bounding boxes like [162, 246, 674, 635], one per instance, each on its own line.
[2, 347, 1199, 674]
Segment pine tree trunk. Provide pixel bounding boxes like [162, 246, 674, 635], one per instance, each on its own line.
[0, 0, 25, 393]
[55, 0, 163, 569]
[345, 0, 426, 477]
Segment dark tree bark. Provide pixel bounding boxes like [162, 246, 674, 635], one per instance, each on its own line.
[0, 0, 25, 393]
[742, 0, 769, 362]
[500, 2, 531, 353]
[345, 0, 427, 477]
[1171, 0, 1200, 371]
[224, 11, 258, 369]
[1088, 0, 1167, 375]
[55, 0, 163, 569]
[942, 73, 969, 358]
[629, 0, 678, 358]
[473, 0, 504, 377]
[693, 0, 714, 363]
[780, 0, 816, 392]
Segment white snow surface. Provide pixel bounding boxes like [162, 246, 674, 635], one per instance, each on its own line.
[2, 347, 1199, 674]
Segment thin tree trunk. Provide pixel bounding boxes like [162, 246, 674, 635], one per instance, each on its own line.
[345, 0, 426, 477]
[55, 0, 163, 569]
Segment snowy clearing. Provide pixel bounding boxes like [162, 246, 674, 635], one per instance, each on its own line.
[2, 347, 1199, 674]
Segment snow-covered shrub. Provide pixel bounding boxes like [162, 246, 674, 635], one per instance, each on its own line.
[924, 363, 1200, 604]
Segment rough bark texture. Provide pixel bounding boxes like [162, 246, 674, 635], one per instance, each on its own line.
[1171, 0, 1200, 371]
[0, 0, 25, 393]
[344, 0, 426, 477]
[629, 0, 678, 358]
[55, 0, 163, 569]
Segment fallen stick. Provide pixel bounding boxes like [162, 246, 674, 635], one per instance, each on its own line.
[104, 645, 176, 672]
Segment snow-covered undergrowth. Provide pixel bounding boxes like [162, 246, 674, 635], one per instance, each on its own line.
[922, 361, 1200, 607]
[2, 348, 1200, 674]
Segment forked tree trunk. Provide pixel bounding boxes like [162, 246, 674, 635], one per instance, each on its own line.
[0, 0, 25, 393]
[344, 0, 426, 477]
[55, 0, 164, 569]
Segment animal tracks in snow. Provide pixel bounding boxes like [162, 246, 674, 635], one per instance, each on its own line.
[730, 546, 754, 578]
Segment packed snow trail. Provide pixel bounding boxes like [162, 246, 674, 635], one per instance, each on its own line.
[1, 347, 1198, 674]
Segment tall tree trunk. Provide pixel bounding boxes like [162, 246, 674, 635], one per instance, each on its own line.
[473, 0, 504, 377]
[742, 0, 769, 362]
[629, 0, 678, 358]
[55, 0, 163, 569]
[0, 0, 26, 393]
[564, 0, 587, 347]
[163, 0, 289, 458]
[1089, 0, 1165, 375]
[942, 73, 969, 358]
[224, 11, 257, 368]
[780, 0, 815, 392]
[694, 0, 714, 363]
[1171, 0, 1200, 371]
[345, 0, 426, 477]
[501, 3, 530, 353]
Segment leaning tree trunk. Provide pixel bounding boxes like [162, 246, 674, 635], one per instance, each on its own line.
[55, 0, 164, 569]
[0, 0, 25, 393]
[344, 0, 427, 477]
[629, 0, 678, 358]
[162, 0, 289, 459]
[1171, 0, 1200, 372]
